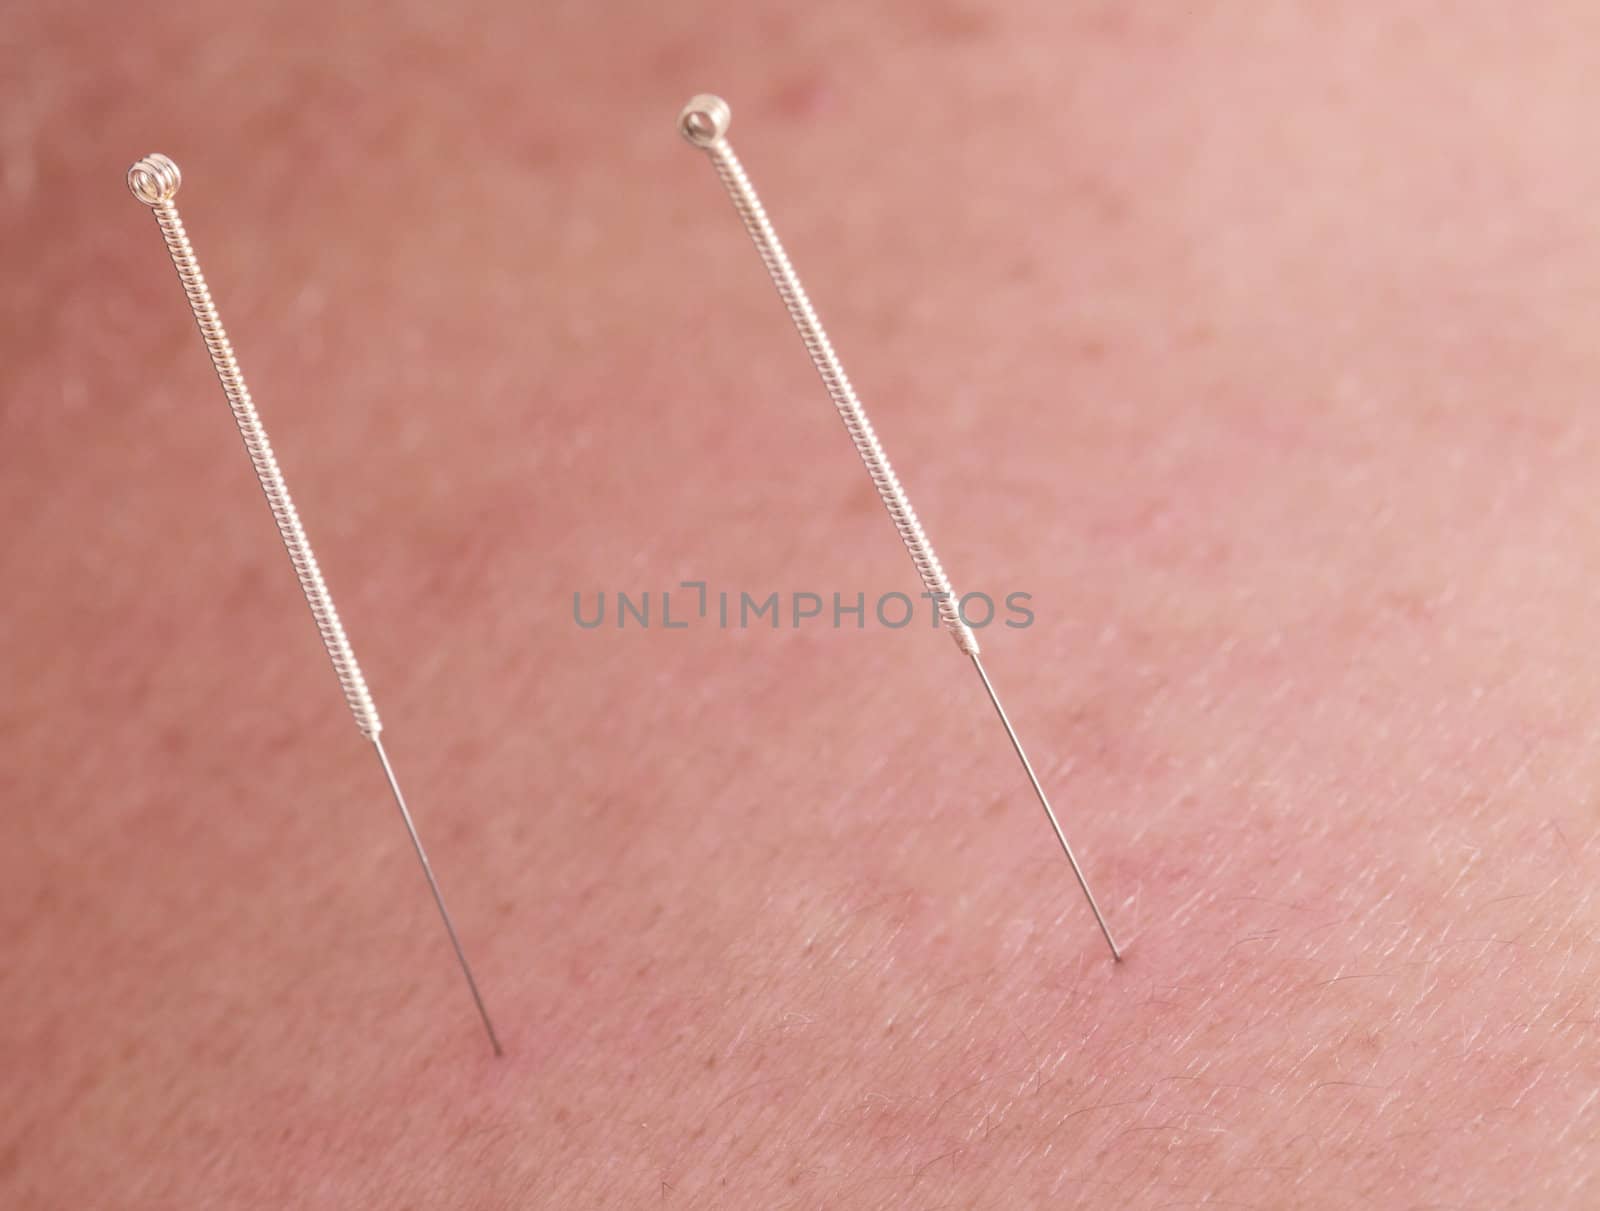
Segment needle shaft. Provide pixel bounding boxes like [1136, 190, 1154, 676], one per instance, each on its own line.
[970, 655, 1121, 959]
[374, 738, 504, 1055]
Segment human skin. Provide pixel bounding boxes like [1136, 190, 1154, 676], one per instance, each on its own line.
[4, 1, 1600, 1206]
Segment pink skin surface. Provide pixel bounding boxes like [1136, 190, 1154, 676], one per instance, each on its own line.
[5, 2, 1600, 1206]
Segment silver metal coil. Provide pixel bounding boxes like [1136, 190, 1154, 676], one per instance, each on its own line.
[679, 99, 980, 656]
[129, 154, 383, 738]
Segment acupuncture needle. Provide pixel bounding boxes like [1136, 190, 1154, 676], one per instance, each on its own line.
[676, 96, 1122, 960]
[126, 154, 505, 1052]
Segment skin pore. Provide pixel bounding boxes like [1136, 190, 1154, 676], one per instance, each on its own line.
[4, 2, 1600, 1206]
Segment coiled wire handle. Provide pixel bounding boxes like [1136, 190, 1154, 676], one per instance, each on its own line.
[128, 154, 383, 738]
[678, 98, 980, 656]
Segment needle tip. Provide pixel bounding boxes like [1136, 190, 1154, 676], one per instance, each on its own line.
[128, 154, 181, 206]
[678, 94, 731, 147]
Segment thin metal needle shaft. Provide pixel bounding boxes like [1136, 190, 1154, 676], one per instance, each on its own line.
[126, 153, 503, 1051]
[970, 655, 1121, 959]
[374, 737, 504, 1055]
[677, 95, 1121, 959]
